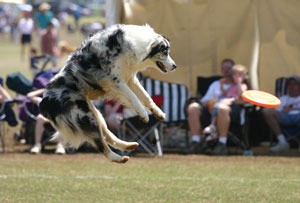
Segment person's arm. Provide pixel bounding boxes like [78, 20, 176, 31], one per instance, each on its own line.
[200, 81, 220, 105]
[0, 85, 12, 103]
[27, 88, 45, 104]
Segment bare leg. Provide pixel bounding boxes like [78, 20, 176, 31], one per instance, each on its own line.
[216, 103, 231, 138]
[187, 102, 202, 137]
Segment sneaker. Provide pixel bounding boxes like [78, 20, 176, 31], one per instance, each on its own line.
[270, 142, 290, 153]
[185, 141, 204, 154]
[30, 144, 41, 154]
[211, 142, 228, 155]
[203, 125, 218, 142]
[55, 143, 66, 155]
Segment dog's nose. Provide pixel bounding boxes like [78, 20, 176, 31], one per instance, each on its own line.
[172, 64, 177, 70]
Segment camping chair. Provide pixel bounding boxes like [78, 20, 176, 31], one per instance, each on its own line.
[119, 95, 163, 156]
[141, 76, 189, 152]
[272, 77, 300, 149]
[118, 76, 189, 155]
[0, 98, 21, 152]
[195, 76, 255, 154]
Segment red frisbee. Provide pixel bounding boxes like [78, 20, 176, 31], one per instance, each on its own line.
[242, 90, 281, 108]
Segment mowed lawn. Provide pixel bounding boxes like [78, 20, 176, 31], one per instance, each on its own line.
[1, 23, 300, 203]
[0, 154, 299, 203]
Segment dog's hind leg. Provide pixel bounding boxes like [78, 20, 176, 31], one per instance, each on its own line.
[93, 107, 139, 151]
[86, 99, 134, 163]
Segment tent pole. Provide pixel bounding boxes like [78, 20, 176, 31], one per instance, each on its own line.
[250, 0, 260, 90]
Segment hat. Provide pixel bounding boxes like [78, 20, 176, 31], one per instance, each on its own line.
[39, 2, 51, 11]
[287, 75, 300, 85]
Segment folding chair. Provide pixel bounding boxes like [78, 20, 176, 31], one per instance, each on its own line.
[0, 106, 6, 153]
[119, 94, 163, 156]
[0, 99, 20, 152]
[118, 76, 189, 155]
[141, 77, 189, 151]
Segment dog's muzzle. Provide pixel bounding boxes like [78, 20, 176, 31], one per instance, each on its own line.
[156, 56, 177, 73]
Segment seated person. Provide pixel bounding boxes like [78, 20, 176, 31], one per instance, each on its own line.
[262, 75, 300, 153]
[0, 79, 18, 127]
[27, 88, 66, 154]
[204, 64, 248, 141]
[187, 58, 248, 155]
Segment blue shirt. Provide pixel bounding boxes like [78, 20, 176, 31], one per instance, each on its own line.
[35, 11, 53, 29]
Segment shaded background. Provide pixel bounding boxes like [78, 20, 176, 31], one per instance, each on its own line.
[107, 0, 300, 96]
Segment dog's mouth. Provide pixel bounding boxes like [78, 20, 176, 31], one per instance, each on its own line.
[156, 61, 167, 73]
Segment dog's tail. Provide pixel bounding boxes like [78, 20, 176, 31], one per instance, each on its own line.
[86, 99, 138, 163]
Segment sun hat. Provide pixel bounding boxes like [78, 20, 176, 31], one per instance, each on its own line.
[39, 2, 51, 11]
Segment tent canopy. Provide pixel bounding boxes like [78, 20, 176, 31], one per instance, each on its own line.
[107, 0, 300, 96]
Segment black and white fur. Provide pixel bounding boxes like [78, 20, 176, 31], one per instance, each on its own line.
[39, 24, 176, 163]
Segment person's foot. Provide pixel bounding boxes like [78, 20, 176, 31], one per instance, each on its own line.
[211, 142, 228, 155]
[185, 141, 204, 154]
[270, 142, 290, 153]
[203, 125, 218, 142]
[30, 144, 41, 154]
[55, 143, 66, 155]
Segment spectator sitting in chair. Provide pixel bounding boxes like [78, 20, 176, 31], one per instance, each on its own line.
[187, 59, 248, 155]
[203, 64, 248, 143]
[262, 75, 300, 153]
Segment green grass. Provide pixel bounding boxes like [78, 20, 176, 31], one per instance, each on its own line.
[0, 154, 299, 203]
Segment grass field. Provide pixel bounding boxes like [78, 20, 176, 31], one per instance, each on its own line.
[1, 19, 300, 203]
[0, 154, 300, 202]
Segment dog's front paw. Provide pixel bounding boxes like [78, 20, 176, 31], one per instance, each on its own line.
[150, 107, 166, 121]
[155, 112, 166, 121]
[140, 115, 149, 123]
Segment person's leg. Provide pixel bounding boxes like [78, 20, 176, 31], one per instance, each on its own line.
[261, 108, 289, 152]
[30, 114, 46, 154]
[187, 102, 202, 143]
[213, 103, 231, 155]
[261, 108, 281, 135]
[216, 103, 231, 142]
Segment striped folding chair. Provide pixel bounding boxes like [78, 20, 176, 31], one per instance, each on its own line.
[141, 76, 189, 151]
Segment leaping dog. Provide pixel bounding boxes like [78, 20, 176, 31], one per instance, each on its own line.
[39, 24, 177, 163]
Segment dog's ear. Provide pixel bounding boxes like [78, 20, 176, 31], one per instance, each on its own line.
[106, 29, 124, 50]
[143, 40, 162, 61]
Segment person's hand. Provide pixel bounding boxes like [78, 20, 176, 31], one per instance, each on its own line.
[282, 105, 293, 113]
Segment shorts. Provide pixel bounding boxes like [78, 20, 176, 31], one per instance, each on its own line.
[278, 112, 300, 127]
[200, 103, 242, 127]
[21, 34, 31, 44]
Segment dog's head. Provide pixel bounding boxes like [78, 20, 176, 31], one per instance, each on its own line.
[144, 36, 177, 73]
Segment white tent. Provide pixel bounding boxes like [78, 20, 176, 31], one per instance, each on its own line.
[106, 0, 300, 96]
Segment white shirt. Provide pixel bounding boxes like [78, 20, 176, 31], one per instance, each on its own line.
[201, 80, 231, 104]
[276, 95, 300, 114]
[18, 18, 34, 35]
